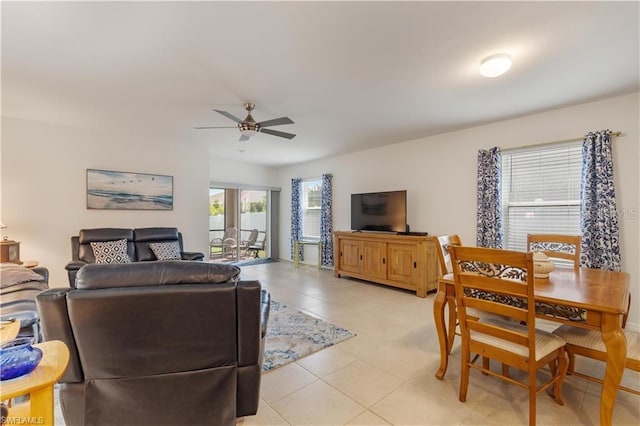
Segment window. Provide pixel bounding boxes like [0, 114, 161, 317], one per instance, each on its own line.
[301, 178, 322, 239]
[501, 142, 582, 251]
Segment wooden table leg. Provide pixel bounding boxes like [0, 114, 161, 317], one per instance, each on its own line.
[30, 385, 54, 426]
[433, 281, 449, 380]
[599, 313, 627, 426]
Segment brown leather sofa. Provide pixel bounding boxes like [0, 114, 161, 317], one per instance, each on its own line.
[65, 227, 205, 287]
[36, 261, 270, 426]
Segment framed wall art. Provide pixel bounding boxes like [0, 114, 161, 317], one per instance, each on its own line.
[86, 169, 173, 210]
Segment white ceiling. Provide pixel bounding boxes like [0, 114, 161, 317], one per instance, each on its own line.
[2, 1, 638, 167]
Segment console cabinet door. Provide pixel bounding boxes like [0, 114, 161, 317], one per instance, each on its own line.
[339, 239, 361, 274]
[361, 241, 387, 280]
[387, 243, 418, 285]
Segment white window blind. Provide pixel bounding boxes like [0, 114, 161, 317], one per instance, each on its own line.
[301, 178, 322, 239]
[501, 141, 582, 251]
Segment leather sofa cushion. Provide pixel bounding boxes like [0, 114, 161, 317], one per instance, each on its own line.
[75, 261, 240, 290]
[134, 227, 181, 261]
[78, 228, 135, 263]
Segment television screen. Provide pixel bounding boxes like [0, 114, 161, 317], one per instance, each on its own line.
[351, 190, 407, 233]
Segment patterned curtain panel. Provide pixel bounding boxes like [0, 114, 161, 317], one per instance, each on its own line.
[476, 147, 503, 248]
[580, 130, 621, 271]
[320, 173, 334, 267]
[290, 178, 303, 261]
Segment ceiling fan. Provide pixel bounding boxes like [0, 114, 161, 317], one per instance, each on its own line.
[195, 103, 296, 141]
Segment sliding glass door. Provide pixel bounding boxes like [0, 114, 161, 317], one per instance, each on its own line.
[209, 187, 274, 263]
[238, 189, 268, 261]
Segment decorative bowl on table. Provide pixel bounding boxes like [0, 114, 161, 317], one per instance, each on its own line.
[0, 337, 43, 380]
[533, 251, 555, 279]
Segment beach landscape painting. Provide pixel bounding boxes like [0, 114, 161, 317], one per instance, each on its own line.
[87, 169, 173, 210]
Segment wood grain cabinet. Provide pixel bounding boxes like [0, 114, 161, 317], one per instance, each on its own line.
[333, 231, 438, 297]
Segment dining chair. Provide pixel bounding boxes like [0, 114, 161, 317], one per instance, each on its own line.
[435, 235, 508, 373]
[552, 304, 640, 395]
[448, 245, 568, 426]
[435, 234, 462, 353]
[526, 234, 581, 268]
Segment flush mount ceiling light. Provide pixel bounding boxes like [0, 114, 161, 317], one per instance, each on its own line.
[480, 53, 512, 77]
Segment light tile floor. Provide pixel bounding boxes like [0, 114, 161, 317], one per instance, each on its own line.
[236, 261, 640, 425]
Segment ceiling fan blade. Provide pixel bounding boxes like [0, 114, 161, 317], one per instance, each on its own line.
[239, 134, 251, 142]
[193, 126, 237, 129]
[213, 109, 243, 123]
[260, 128, 296, 140]
[257, 116, 294, 128]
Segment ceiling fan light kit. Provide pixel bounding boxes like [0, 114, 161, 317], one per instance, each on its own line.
[196, 102, 296, 141]
[480, 53, 512, 78]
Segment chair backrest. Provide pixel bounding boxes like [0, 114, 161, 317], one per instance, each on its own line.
[245, 229, 259, 245]
[448, 245, 536, 360]
[527, 234, 581, 267]
[225, 227, 238, 240]
[134, 227, 184, 261]
[435, 234, 462, 275]
[75, 228, 135, 263]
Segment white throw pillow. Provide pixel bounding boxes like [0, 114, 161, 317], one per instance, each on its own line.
[149, 241, 181, 260]
[90, 239, 132, 264]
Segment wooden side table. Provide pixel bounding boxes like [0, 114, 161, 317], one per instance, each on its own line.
[0, 320, 20, 343]
[21, 260, 39, 269]
[1, 340, 69, 426]
[294, 240, 323, 269]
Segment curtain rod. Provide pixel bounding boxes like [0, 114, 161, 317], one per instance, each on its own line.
[506, 131, 623, 151]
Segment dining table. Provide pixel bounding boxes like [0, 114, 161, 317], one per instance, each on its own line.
[433, 265, 630, 426]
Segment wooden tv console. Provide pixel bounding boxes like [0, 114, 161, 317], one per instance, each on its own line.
[333, 231, 438, 297]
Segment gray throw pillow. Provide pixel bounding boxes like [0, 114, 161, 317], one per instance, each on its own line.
[90, 239, 132, 264]
[149, 241, 181, 260]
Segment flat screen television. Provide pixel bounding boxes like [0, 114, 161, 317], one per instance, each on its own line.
[351, 190, 407, 233]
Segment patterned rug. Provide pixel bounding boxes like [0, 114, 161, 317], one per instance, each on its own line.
[262, 300, 356, 372]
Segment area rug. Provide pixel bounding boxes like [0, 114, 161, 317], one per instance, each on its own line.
[233, 257, 279, 267]
[262, 300, 355, 372]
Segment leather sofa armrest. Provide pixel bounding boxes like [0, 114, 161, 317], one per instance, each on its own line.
[236, 281, 264, 367]
[65, 261, 88, 271]
[36, 288, 83, 383]
[260, 289, 271, 338]
[181, 251, 205, 261]
[65, 261, 88, 288]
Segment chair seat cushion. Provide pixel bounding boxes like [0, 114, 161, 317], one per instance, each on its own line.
[471, 317, 566, 361]
[553, 325, 640, 361]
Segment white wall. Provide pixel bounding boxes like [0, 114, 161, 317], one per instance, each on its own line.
[1, 117, 211, 286]
[209, 156, 279, 189]
[276, 92, 640, 329]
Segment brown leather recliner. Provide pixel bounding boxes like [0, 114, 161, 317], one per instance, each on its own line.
[36, 261, 270, 426]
